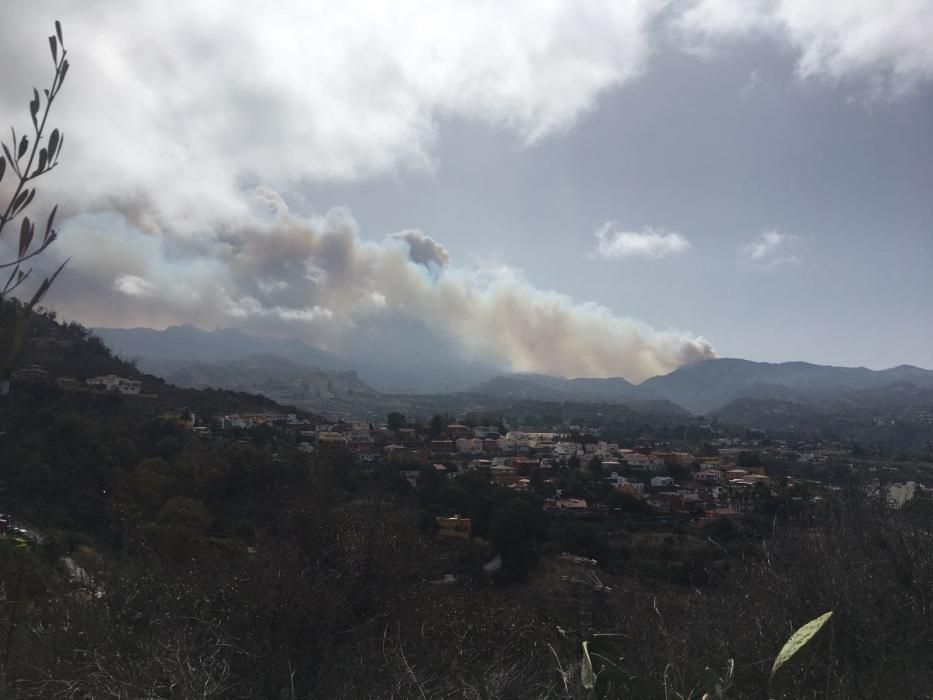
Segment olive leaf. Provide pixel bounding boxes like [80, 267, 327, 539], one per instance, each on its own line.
[30, 88, 40, 128]
[771, 611, 833, 678]
[18, 217, 34, 259]
[581, 640, 597, 690]
[44, 205, 58, 243]
[48, 128, 60, 159]
[28, 258, 68, 307]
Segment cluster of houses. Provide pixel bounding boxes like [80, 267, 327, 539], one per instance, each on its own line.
[85, 374, 142, 395]
[4, 366, 144, 396]
[242, 419, 781, 523]
[182, 411, 929, 538]
[218, 412, 309, 431]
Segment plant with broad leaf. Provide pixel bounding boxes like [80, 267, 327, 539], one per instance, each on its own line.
[0, 22, 69, 379]
[580, 634, 628, 696]
[701, 658, 734, 700]
[768, 610, 833, 699]
[563, 610, 833, 699]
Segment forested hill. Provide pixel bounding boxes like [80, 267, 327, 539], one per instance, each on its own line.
[0, 298, 326, 550]
[1, 299, 316, 419]
[2, 301, 144, 383]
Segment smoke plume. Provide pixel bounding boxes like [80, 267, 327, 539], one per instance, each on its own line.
[48, 188, 715, 382]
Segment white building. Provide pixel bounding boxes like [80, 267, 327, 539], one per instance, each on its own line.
[317, 431, 348, 445]
[348, 423, 373, 445]
[473, 426, 501, 439]
[86, 374, 142, 395]
[651, 476, 675, 488]
[605, 472, 644, 492]
[605, 472, 629, 487]
[622, 452, 664, 472]
[456, 437, 484, 454]
[554, 442, 584, 458]
[695, 469, 724, 483]
[221, 414, 250, 430]
[502, 431, 558, 448]
[596, 442, 619, 458]
[887, 481, 919, 508]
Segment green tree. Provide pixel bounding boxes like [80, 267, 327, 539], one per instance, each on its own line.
[902, 488, 933, 524]
[529, 468, 554, 498]
[606, 490, 654, 516]
[387, 412, 406, 432]
[489, 501, 534, 581]
[584, 478, 611, 504]
[129, 458, 178, 512]
[158, 496, 212, 532]
[558, 468, 588, 499]
[704, 515, 739, 543]
[559, 522, 608, 561]
[666, 460, 694, 481]
[697, 443, 719, 458]
[416, 466, 445, 508]
[428, 413, 445, 438]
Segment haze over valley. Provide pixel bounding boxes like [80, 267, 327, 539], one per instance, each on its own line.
[95, 324, 933, 428]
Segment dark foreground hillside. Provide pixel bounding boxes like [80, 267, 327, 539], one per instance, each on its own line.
[1, 305, 932, 698]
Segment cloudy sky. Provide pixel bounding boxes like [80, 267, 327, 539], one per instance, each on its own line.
[2, 1, 932, 387]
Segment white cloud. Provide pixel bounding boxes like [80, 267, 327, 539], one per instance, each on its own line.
[0, 2, 663, 225]
[2, 2, 930, 230]
[113, 274, 156, 298]
[678, 0, 933, 94]
[742, 230, 799, 266]
[593, 223, 692, 260]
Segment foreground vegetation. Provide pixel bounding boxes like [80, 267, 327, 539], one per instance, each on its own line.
[0, 303, 931, 699]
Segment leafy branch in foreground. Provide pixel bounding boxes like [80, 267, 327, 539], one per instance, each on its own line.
[0, 21, 70, 380]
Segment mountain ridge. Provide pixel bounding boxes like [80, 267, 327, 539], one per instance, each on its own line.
[93, 324, 348, 372]
[91, 325, 933, 417]
[640, 357, 933, 414]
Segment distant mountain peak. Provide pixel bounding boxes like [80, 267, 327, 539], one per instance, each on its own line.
[639, 356, 933, 414]
[93, 324, 348, 371]
[469, 372, 661, 403]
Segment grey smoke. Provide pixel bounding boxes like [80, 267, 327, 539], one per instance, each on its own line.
[389, 230, 451, 270]
[49, 188, 716, 382]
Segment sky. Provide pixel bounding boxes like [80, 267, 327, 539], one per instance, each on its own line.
[1, 1, 932, 388]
